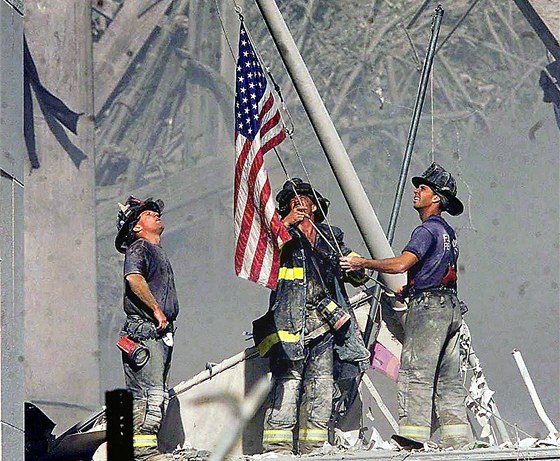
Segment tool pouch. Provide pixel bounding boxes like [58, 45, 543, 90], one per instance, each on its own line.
[123, 316, 158, 341]
[316, 298, 350, 331]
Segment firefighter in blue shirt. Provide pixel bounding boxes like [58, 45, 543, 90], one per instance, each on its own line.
[341, 163, 471, 449]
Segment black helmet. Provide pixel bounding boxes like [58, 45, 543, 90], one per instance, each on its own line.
[276, 178, 330, 223]
[412, 162, 464, 216]
[115, 196, 164, 253]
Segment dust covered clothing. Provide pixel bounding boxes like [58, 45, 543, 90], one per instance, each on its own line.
[403, 215, 459, 293]
[398, 216, 470, 448]
[124, 239, 179, 322]
[256, 224, 370, 454]
[121, 238, 179, 460]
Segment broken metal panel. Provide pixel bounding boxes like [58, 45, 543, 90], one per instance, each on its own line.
[25, 402, 106, 461]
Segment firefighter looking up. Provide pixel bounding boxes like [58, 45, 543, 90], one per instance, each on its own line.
[115, 196, 179, 461]
[341, 163, 471, 449]
[254, 178, 370, 455]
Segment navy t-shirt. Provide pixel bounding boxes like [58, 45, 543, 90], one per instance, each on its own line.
[123, 239, 179, 321]
[403, 215, 458, 291]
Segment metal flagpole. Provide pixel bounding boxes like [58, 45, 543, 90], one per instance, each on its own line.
[386, 5, 444, 244]
[253, 0, 407, 296]
[365, 5, 444, 344]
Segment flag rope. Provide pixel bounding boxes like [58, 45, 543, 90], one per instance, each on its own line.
[214, 0, 237, 60]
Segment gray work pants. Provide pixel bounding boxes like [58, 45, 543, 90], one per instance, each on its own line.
[397, 292, 471, 448]
[123, 337, 173, 461]
[263, 335, 333, 454]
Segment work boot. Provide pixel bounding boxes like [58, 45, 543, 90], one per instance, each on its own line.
[174, 448, 211, 460]
[144, 453, 175, 461]
[134, 446, 174, 461]
[262, 445, 293, 456]
[439, 437, 470, 450]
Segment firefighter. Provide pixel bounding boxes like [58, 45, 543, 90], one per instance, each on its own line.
[341, 163, 471, 449]
[115, 196, 179, 461]
[253, 178, 370, 455]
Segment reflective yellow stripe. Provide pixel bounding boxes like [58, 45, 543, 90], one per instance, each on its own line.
[399, 425, 430, 441]
[441, 424, 470, 439]
[133, 434, 157, 448]
[257, 330, 301, 356]
[263, 429, 293, 442]
[326, 301, 337, 313]
[299, 428, 328, 441]
[347, 251, 361, 258]
[278, 267, 304, 281]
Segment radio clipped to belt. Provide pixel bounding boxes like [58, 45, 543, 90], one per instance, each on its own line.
[307, 248, 351, 332]
[117, 336, 150, 368]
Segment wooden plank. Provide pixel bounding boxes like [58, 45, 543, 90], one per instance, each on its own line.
[93, 0, 173, 115]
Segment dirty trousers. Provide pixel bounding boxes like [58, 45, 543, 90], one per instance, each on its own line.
[123, 337, 173, 461]
[263, 335, 333, 454]
[397, 292, 470, 448]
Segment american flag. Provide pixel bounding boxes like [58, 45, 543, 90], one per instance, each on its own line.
[234, 23, 291, 290]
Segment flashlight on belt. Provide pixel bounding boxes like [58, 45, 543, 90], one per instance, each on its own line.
[117, 336, 150, 367]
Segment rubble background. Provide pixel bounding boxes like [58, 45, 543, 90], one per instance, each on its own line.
[92, 0, 558, 439]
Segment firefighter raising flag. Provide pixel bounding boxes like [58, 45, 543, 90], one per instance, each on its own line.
[233, 22, 291, 290]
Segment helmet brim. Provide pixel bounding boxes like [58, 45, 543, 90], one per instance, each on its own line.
[276, 183, 329, 223]
[115, 199, 164, 253]
[412, 176, 464, 216]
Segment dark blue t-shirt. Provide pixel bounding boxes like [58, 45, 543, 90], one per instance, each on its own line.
[123, 239, 179, 321]
[403, 215, 458, 291]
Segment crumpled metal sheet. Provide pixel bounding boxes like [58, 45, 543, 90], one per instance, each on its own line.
[459, 321, 495, 441]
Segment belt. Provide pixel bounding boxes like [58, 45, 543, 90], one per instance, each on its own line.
[409, 286, 456, 299]
[124, 315, 175, 340]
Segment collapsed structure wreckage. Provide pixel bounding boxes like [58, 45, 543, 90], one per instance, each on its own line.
[19, 0, 560, 460]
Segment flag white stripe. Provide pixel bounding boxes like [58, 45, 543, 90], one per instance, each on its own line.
[234, 24, 289, 289]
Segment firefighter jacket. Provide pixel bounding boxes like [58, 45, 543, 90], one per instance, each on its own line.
[253, 223, 371, 366]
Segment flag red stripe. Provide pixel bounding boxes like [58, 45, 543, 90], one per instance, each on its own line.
[249, 174, 275, 281]
[233, 29, 290, 289]
[238, 144, 266, 275]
